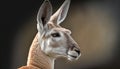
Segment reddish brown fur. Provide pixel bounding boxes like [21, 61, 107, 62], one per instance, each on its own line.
[19, 65, 40, 69]
[18, 33, 54, 69]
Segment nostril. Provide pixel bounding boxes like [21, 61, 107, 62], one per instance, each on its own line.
[74, 49, 80, 54]
[70, 44, 80, 54]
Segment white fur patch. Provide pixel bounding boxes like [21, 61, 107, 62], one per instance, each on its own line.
[67, 50, 80, 61]
[52, 46, 67, 56]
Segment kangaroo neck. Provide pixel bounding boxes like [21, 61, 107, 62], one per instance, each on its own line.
[27, 33, 55, 69]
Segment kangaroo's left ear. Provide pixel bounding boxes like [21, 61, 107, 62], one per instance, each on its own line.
[37, 0, 52, 34]
[50, 0, 71, 25]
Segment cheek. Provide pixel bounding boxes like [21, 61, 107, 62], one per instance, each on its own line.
[41, 37, 68, 50]
[52, 37, 61, 42]
[41, 39, 51, 52]
[41, 41, 52, 55]
[51, 37, 67, 47]
[46, 38, 59, 48]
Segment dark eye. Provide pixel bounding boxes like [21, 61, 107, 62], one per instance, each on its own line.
[51, 33, 61, 37]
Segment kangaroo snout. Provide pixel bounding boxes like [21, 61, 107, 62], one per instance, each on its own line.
[73, 47, 80, 55]
[67, 43, 81, 61]
[70, 44, 80, 55]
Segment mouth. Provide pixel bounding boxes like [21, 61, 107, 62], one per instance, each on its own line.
[67, 51, 81, 61]
[69, 54, 77, 58]
[67, 55, 78, 61]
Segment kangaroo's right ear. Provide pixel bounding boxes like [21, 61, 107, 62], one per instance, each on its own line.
[50, 0, 70, 25]
[37, 0, 52, 34]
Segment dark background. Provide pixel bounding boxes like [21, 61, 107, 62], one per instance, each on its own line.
[1, 0, 120, 69]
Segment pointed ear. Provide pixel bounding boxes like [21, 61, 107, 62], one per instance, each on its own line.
[50, 0, 71, 25]
[37, 0, 52, 33]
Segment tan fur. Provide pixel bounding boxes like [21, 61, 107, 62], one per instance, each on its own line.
[19, 33, 54, 69]
[19, 0, 80, 69]
[18, 65, 40, 69]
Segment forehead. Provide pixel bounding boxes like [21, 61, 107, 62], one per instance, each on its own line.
[46, 23, 71, 34]
[51, 28, 71, 34]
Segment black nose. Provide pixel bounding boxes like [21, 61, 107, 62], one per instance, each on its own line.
[73, 47, 80, 54]
[71, 45, 80, 54]
[74, 49, 80, 54]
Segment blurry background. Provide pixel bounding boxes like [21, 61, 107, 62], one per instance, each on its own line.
[1, 0, 120, 69]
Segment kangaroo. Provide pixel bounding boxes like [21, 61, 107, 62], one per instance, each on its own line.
[19, 0, 81, 69]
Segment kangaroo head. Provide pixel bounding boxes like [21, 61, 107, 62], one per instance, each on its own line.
[37, 0, 81, 61]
